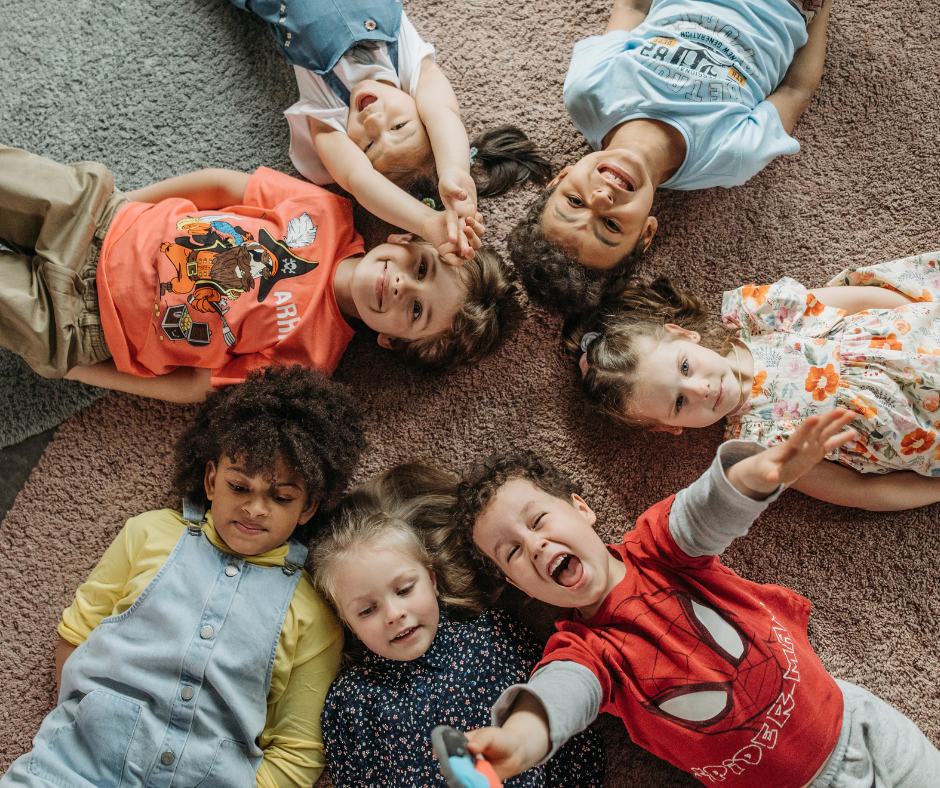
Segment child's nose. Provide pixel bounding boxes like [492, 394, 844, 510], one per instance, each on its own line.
[391, 272, 413, 299]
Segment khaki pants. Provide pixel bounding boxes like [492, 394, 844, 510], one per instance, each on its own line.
[0, 145, 128, 377]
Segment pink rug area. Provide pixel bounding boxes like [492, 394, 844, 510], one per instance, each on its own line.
[2, 0, 940, 785]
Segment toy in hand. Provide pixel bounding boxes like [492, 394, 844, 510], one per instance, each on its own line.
[432, 725, 502, 788]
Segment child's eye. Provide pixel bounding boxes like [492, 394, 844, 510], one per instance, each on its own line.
[681, 360, 689, 375]
[273, 495, 295, 504]
[392, 123, 406, 131]
[676, 395, 684, 413]
[357, 606, 374, 617]
[506, 545, 519, 562]
[397, 584, 414, 596]
[417, 260, 427, 279]
[412, 300, 422, 321]
[531, 513, 545, 530]
[228, 483, 248, 493]
[604, 217, 620, 233]
[364, 141, 374, 153]
[567, 195, 584, 208]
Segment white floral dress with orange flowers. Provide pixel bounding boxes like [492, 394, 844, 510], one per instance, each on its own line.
[722, 250, 940, 476]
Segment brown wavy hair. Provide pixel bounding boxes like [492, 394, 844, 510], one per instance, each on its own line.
[562, 276, 721, 426]
[391, 243, 520, 372]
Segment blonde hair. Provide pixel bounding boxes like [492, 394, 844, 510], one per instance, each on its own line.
[392, 244, 519, 372]
[310, 463, 488, 624]
[562, 276, 723, 426]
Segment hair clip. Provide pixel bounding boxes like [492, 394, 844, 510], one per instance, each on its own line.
[421, 197, 437, 210]
[580, 332, 600, 352]
[469, 146, 478, 166]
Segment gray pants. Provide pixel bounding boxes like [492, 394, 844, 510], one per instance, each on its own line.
[810, 680, 940, 788]
[0, 145, 126, 377]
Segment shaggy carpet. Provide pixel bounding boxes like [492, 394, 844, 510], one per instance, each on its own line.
[1, 0, 938, 786]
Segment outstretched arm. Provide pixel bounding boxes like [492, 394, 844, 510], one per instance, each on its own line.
[790, 461, 940, 510]
[414, 58, 480, 258]
[766, 0, 832, 134]
[807, 285, 916, 312]
[309, 118, 479, 265]
[125, 169, 251, 208]
[604, 0, 653, 33]
[65, 360, 213, 403]
[727, 409, 857, 499]
[464, 693, 552, 780]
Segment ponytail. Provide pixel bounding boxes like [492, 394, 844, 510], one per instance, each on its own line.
[470, 126, 552, 198]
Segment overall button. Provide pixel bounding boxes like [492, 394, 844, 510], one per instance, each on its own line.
[181, 686, 194, 701]
[364, 19, 376, 30]
[225, 565, 238, 577]
[161, 751, 175, 765]
[200, 625, 214, 639]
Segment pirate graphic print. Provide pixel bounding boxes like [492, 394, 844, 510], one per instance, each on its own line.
[157, 213, 320, 348]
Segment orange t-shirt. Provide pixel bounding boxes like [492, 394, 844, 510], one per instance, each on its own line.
[97, 167, 364, 385]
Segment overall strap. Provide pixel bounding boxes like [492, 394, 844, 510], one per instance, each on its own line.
[182, 497, 207, 535]
[322, 69, 351, 105]
[282, 538, 308, 575]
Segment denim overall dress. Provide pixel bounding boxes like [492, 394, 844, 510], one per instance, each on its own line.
[231, 0, 402, 103]
[1, 503, 308, 788]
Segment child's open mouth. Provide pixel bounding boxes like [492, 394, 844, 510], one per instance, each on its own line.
[598, 164, 635, 192]
[375, 261, 387, 310]
[357, 93, 378, 113]
[392, 625, 418, 642]
[549, 553, 584, 587]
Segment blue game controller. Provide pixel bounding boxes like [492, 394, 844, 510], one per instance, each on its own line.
[432, 725, 502, 788]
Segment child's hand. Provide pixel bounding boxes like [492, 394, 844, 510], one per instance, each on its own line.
[729, 409, 857, 500]
[464, 727, 531, 781]
[438, 168, 481, 260]
[425, 213, 485, 266]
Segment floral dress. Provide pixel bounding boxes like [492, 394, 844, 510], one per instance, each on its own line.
[722, 250, 940, 475]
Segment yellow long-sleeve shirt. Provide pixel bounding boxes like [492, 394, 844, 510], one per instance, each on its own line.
[58, 508, 343, 788]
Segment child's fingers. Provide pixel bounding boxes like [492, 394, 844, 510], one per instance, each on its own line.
[445, 208, 459, 246]
[466, 216, 486, 239]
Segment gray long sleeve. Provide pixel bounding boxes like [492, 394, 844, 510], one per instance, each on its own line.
[669, 439, 783, 557]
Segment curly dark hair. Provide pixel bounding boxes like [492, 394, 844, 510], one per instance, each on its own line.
[453, 450, 581, 578]
[172, 365, 366, 543]
[507, 185, 647, 315]
[391, 244, 521, 372]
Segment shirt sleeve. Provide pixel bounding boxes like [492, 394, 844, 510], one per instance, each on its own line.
[713, 101, 799, 187]
[722, 275, 847, 338]
[491, 661, 602, 764]
[256, 585, 344, 788]
[398, 9, 436, 98]
[669, 440, 783, 558]
[58, 520, 135, 645]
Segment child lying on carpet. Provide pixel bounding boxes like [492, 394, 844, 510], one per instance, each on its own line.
[566, 250, 940, 510]
[308, 462, 604, 788]
[230, 0, 550, 263]
[450, 411, 940, 788]
[0, 364, 365, 788]
[508, 0, 832, 314]
[0, 144, 516, 402]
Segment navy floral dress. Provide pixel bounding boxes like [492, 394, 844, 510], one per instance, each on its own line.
[322, 609, 605, 787]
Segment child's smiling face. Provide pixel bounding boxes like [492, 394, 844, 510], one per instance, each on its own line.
[204, 455, 317, 556]
[541, 150, 658, 270]
[473, 478, 625, 618]
[347, 79, 431, 176]
[347, 236, 467, 347]
[331, 544, 440, 661]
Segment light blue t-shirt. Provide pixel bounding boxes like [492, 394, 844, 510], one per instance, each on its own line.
[563, 0, 809, 190]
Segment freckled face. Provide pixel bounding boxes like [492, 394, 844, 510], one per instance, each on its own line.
[346, 80, 431, 175]
[331, 545, 440, 661]
[542, 150, 657, 270]
[349, 241, 466, 342]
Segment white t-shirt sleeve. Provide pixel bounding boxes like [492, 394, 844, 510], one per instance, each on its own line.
[283, 10, 434, 185]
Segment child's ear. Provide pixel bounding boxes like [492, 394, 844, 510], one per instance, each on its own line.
[650, 424, 684, 435]
[386, 233, 414, 245]
[570, 493, 597, 526]
[297, 497, 320, 526]
[640, 216, 658, 252]
[204, 460, 218, 501]
[664, 323, 700, 343]
[429, 567, 439, 597]
[548, 166, 571, 188]
[504, 574, 520, 590]
[376, 333, 394, 350]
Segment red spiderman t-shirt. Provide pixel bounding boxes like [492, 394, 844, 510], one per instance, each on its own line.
[97, 167, 365, 385]
[538, 496, 843, 788]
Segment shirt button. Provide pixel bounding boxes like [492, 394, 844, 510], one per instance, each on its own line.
[161, 751, 175, 765]
[279, 3, 285, 10]
[225, 565, 238, 577]
[200, 625, 214, 639]
[364, 19, 376, 30]
[181, 686, 195, 701]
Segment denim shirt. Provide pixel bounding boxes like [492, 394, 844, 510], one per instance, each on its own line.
[321, 609, 606, 788]
[231, 0, 402, 75]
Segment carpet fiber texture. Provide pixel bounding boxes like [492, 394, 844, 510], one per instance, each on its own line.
[1, 0, 939, 786]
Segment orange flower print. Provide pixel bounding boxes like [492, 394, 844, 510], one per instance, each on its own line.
[804, 293, 826, 317]
[804, 364, 840, 402]
[923, 393, 940, 413]
[743, 284, 770, 308]
[849, 397, 878, 420]
[869, 333, 902, 352]
[751, 370, 767, 398]
[918, 345, 940, 356]
[921, 289, 933, 302]
[900, 429, 936, 456]
[894, 319, 911, 335]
